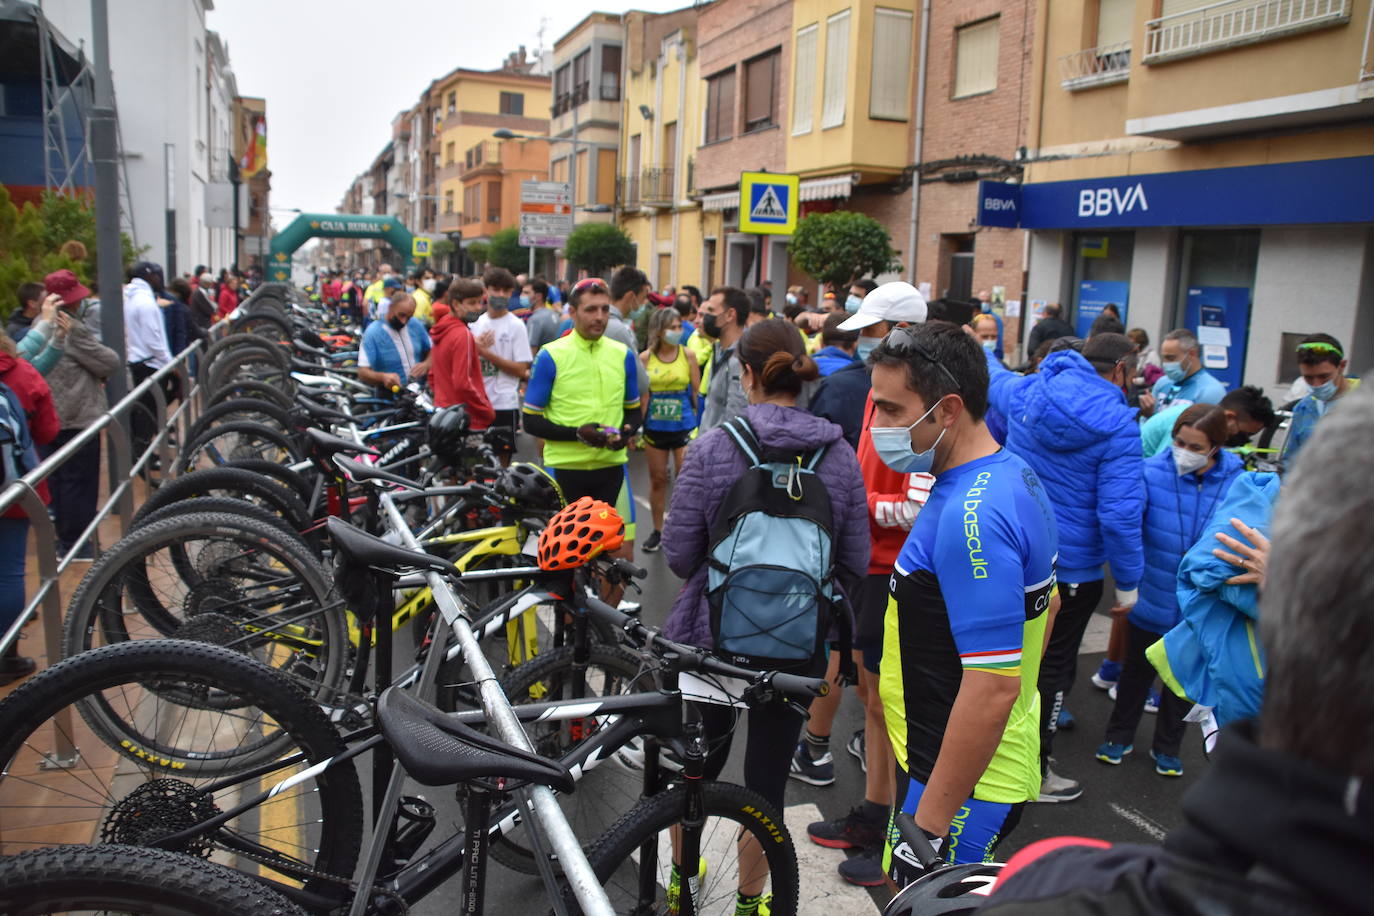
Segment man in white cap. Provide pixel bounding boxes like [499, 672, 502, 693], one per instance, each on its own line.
[838, 280, 930, 363]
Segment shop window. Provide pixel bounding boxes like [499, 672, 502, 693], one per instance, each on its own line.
[1071, 231, 1135, 335]
[954, 17, 999, 98]
[1173, 230, 1259, 388]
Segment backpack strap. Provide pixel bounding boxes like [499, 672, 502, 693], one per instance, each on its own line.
[722, 416, 764, 467]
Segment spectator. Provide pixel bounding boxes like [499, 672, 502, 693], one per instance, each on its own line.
[697, 286, 751, 434]
[428, 278, 493, 430]
[663, 317, 867, 909]
[189, 272, 217, 333]
[525, 278, 561, 354]
[975, 290, 1005, 359]
[215, 273, 239, 320]
[746, 287, 771, 326]
[846, 278, 877, 314]
[607, 267, 652, 395]
[638, 307, 700, 553]
[984, 331, 1144, 802]
[472, 268, 532, 465]
[838, 281, 929, 365]
[11, 289, 62, 375]
[1128, 327, 1161, 369]
[1139, 385, 1274, 457]
[357, 292, 430, 393]
[7, 283, 45, 342]
[0, 327, 59, 683]
[786, 285, 809, 311]
[813, 312, 861, 377]
[983, 383, 1374, 916]
[1089, 312, 1126, 337]
[1026, 303, 1075, 356]
[970, 313, 1001, 359]
[1140, 328, 1227, 417]
[1282, 332, 1360, 465]
[375, 276, 405, 322]
[161, 277, 193, 356]
[807, 313, 867, 450]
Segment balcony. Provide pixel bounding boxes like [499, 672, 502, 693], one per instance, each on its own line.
[640, 168, 675, 207]
[1059, 42, 1132, 90]
[1145, 0, 1350, 63]
[463, 141, 502, 175]
[438, 161, 463, 183]
[437, 211, 462, 233]
[619, 174, 640, 209]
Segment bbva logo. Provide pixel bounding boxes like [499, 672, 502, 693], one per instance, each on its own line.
[1077, 183, 1149, 217]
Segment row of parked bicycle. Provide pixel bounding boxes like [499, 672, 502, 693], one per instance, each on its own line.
[0, 286, 957, 915]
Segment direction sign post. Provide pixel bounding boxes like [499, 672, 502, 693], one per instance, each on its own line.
[520, 180, 573, 276]
[738, 171, 799, 288]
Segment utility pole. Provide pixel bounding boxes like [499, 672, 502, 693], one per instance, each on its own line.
[90, 0, 127, 403]
[229, 157, 242, 269]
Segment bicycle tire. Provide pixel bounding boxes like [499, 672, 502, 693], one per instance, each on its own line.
[224, 458, 317, 505]
[208, 352, 291, 397]
[0, 640, 362, 892]
[136, 496, 309, 553]
[201, 333, 289, 378]
[234, 312, 294, 344]
[0, 845, 307, 915]
[177, 420, 302, 475]
[131, 466, 314, 537]
[576, 781, 800, 916]
[64, 511, 347, 702]
[484, 642, 649, 874]
[186, 397, 296, 445]
[200, 343, 290, 393]
[208, 379, 296, 412]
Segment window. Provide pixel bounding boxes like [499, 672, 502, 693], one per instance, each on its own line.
[487, 181, 501, 223]
[662, 121, 678, 170]
[704, 68, 736, 143]
[743, 49, 780, 132]
[573, 51, 591, 104]
[446, 91, 456, 114]
[464, 184, 481, 224]
[792, 24, 818, 134]
[600, 45, 622, 101]
[870, 8, 914, 120]
[576, 149, 588, 205]
[554, 65, 570, 114]
[1096, 0, 1133, 46]
[444, 189, 454, 214]
[500, 92, 524, 116]
[597, 149, 617, 206]
[445, 142, 455, 166]
[954, 17, 999, 98]
[821, 9, 850, 129]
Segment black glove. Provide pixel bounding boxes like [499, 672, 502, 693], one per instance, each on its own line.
[577, 423, 611, 448]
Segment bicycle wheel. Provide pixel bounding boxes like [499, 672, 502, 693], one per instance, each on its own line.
[484, 643, 650, 874]
[209, 352, 291, 396]
[0, 640, 362, 892]
[178, 421, 302, 475]
[224, 458, 317, 505]
[63, 512, 347, 702]
[577, 781, 800, 916]
[208, 379, 296, 412]
[0, 845, 308, 915]
[185, 398, 295, 445]
[136, 497, 309, 554]
[131, 466, 314, 536]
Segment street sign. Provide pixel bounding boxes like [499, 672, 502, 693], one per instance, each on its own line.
[520, 180, 573, 249]
[739, 171, 799, 234]
[411, 236, 431, 257]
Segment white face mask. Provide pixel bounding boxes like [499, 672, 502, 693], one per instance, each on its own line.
[1172, 446, 1212, 476]
[422, 279, 436, 293]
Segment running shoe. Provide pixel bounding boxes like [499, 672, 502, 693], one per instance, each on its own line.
[846, 729, 866, 771]
[1150, 749, 1183, 777]
[1144, 689, 1160, 714]
[1057, 707, 1076, 731]
[641, 529, 662, 553]
[807, 806, 885, 850]
[788, 741, 834, 786]
[837, 850, 887, 887]
[1035, 767, 1083, 802]
[1091, 659, 1120, 690]
[1095, 741, 1134, 765]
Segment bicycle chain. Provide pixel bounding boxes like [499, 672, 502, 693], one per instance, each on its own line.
[227, 843, 409, 915]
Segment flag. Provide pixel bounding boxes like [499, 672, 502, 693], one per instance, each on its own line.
[241, 116, 267, 178]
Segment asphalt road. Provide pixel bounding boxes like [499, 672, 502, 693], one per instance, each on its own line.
[400, 440, 1204, 914]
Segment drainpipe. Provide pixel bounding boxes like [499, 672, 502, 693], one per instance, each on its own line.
[906, 0, 931, 285]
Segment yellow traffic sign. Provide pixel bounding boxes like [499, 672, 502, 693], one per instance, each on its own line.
[739, 171, 799, 235]
[412, 237, 431, 257]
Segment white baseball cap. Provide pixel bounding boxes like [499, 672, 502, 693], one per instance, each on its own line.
[837, 281, 928, 331]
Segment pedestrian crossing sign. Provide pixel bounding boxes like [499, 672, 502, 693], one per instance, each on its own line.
[412, 237, 431, 258]
[739, 171, 799, 234]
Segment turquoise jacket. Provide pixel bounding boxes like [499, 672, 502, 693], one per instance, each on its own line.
[1147, 472, 1280, 726]
[16, 319, 62, 375]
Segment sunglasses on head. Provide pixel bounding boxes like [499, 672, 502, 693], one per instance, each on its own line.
[1297, 341, 1342, 358]
[573, 277, 608, 294]
[881, 326, 962, 392]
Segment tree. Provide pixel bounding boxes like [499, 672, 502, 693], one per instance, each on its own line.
[465, 241, 490, 270]
[488, 227, 530, 273]
[787, 210, 901, 290]
[564, 222, 635, 278]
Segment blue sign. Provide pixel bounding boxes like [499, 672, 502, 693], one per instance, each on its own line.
[1076, 281, 1129, 338]
[977, 181, 1021, 228]
[1018, 155, 1374, 229]
[1185, 286, 1251, 391]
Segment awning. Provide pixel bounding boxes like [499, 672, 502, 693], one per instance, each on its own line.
[698, 173, 859, 211]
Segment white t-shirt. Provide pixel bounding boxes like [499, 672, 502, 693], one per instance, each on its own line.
[472, 310, 533, 410]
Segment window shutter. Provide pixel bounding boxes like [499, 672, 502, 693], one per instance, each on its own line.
[792, 24, 818, 134]
[1097, 0, 1133, 46]
[1160, 0, 1214, 16]
[745, 52, 777, 129]
[821, 9, 851, 129]
[954, 18, 999, 98]
[869, 8, 913, 120]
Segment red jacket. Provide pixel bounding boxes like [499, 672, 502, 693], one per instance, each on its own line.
[429, 316, 494, 429]
[216, 286, 238, 319]
[856, 394, 933, 575]
[0, 352, 59, 516]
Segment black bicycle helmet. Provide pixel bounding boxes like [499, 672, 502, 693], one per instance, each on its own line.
[496, 462, 565, 514]
[883, 864, 1004, 915]
[128, 261, 165, 290]
[428, 405, 471, 464]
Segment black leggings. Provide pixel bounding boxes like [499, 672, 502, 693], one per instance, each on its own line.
[1105, 620, 1190, 756]
[1037, 579, 1104, 771]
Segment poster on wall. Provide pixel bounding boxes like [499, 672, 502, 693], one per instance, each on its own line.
[1076, 281, 1130, 338]
[1184, 286, 1251, 391]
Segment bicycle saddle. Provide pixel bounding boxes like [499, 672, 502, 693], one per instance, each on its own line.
[304, 427, 380, 462]
[296, 397, 355, 426]
[332, 454, 423, 490]
[376, 687, 576, 792]
[326, 516, 459, 577]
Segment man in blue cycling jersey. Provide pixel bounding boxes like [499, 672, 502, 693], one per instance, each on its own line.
[867, 321, 1059, 884]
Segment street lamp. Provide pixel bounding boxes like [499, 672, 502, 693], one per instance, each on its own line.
[493, 127, 599, 210]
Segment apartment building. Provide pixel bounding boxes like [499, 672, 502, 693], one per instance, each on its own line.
[551, 13, 624, 223]
[457, 137, 551, 249]
[1016, 0, 1374, 397]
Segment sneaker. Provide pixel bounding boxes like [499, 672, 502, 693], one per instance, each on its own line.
[642, 530, 662, 553]
[1091, 659, 1121, 690]
[1057, 707, 1076, 731]
[62, 542, 95, 563]
[1095, 741, 1134, 765]
[846, 729, 866, 772]
[806, 807, 884, 850]
[1108, 683, 1117, 701]
[1035, 767, 1083, 803]
[837, 850, 887, 887]
[1144, 689, 1160, 715]
[666, 856, 707, 916]
[1150, 749, 1183, 777]
[788, 741, 835, 787]
[734, 892, 772, 916]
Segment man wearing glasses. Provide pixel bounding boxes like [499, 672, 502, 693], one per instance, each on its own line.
[867, 322, 1059, 884]
[521, 277, 642, 542]
[1283, 333, 1360, 465]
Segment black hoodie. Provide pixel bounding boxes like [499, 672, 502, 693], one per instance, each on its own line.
[983, 720, 1373, 915]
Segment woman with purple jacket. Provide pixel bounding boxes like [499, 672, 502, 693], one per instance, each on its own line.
[662, 318, 870, 913]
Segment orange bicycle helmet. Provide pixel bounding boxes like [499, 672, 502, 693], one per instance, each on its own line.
[537, 496, 625, 571]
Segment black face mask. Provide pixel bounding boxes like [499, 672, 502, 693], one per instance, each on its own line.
[388, 316, 406, 331]
[460, 311, 479, 324]
[701, 313, 721, 339]
[1224, 431, 1253, 448]
[488, 295, 509, 311]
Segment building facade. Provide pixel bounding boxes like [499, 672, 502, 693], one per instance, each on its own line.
[1017, 0, 1374, 399]
[551, 14, 625, 223]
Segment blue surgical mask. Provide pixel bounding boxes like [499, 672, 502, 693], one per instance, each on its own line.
[664, 329, 683, 346]
[845, 295, 862, 313]
[1310, 379, 1338, 401]
[786, 293, 798, 306]
[981, 339, 996, 353]
[518, 294, 530, 308]
[856, 337, 881, 360]
[1162, 359, 1187, 383]
[871, 397, 947, 474]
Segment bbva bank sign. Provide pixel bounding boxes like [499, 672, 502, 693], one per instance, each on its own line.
[1078, 183, 1148, 218]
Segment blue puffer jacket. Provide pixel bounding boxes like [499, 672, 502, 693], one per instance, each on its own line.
[986, 349, 1143, 588]
[1148, 472, 1279, 726]
[1133, 447, 1244, 634]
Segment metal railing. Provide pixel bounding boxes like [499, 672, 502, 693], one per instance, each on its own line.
[619, 173, 641, 209]
[640, 167, 675, 205]
[1059, 41, 1132, 88]
[1145, 0, 1349, 62]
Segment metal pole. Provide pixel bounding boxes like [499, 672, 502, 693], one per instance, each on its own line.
[230, 159, 241, 270]
[378, 495, 613, 916]
[90, 0, 127, 404]
[528, 242, 535, 278]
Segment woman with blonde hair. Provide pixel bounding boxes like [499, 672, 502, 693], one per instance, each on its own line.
[637, 306, 700, 553]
